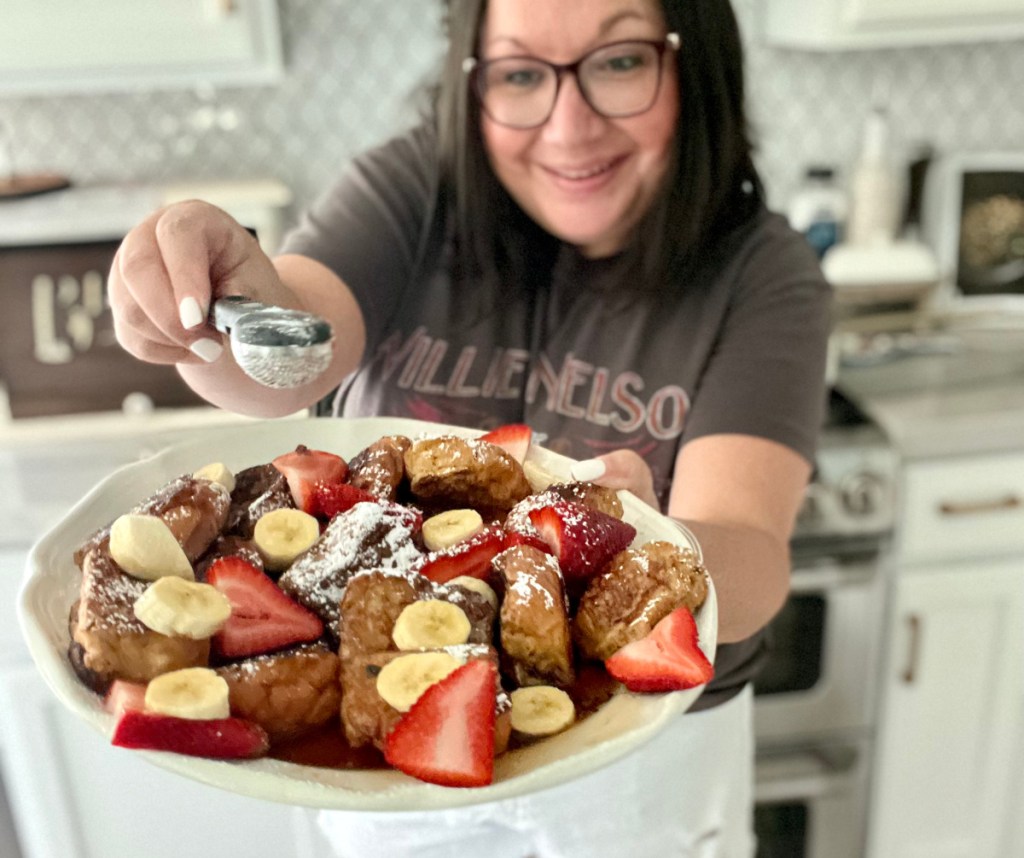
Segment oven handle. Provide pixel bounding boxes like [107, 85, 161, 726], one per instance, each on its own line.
[789, 561, 876, 593]
[755, 747, 859, 802]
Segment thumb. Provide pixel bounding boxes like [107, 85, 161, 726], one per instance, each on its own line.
[570, 450, 659, 510]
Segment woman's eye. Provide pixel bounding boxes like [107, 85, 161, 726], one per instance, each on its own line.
[600, 54, 645, 73]
[501, 68, 544, 88]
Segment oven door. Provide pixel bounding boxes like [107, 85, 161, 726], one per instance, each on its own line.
[753, 552, 885, 743]
[754, 739, 869, 858]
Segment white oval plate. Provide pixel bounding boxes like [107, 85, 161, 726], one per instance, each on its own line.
[19, 416, 717, 811]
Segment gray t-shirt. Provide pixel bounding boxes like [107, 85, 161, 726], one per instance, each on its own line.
[282, 125, 832, 709]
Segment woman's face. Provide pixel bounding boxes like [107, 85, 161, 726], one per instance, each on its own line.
[478, 0, 679, 258]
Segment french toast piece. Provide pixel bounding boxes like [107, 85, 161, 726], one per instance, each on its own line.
[338, 569, 497, 659]
[340, 644, 510, 751]
[216, 643, 340, 741]
[547, 481, 624, 519]
[74, 476, 231, 568]
[404, 436, 531, 511]
[347, 435, 411, 501]
[226, 464, 294, 539]
[71, 549, 210, 690]
[277, 502, 423, 640]
[574, 542, 709, 661]
[494, 545, 575, 688]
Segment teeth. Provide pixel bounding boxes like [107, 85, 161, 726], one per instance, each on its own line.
[556, 162, 612, 180]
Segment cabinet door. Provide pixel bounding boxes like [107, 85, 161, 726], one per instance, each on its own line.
[868, 560, 1024, 858]
[0, 668, 331, 858]
[846, 0, 1024, 27]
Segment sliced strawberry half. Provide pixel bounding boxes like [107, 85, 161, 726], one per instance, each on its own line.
[104, 679, 147, 717]
[479, 424, 532, 463]
[418, 527, 506, 584]
[111, 709, 269, 759]
[528, 500, 636, 578]
[206, 555, 323, 658]
[271, 446, 348, 514]
[314, 482, 378, 520]
[605, 607, 714, 693]
[384, 659, 496, 787]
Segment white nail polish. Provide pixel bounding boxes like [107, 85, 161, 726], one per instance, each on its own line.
[571, 459, 606, 482]
[189, 338, 223, 363]
[179, 297, 205, 330]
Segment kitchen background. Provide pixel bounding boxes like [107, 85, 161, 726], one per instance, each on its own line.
[0, 0, 1022, 223]
[2, 2, 1024, 858]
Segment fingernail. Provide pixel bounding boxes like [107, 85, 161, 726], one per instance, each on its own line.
[189, 338, 223, 363]
[571, 458, 606, 482]
[179, 297, 205, 330]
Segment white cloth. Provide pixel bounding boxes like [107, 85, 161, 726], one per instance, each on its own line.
[317, 686, 755, 858]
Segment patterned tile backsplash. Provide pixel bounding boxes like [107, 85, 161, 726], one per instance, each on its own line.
[1, 0, 1023, 242]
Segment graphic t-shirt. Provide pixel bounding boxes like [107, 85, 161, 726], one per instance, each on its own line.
[280, 125, 832, 709]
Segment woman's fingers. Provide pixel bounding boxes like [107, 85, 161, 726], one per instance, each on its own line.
[570, 449, 660, 510]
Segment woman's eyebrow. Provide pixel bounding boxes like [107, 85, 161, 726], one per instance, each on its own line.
[483, 9, 651, 51]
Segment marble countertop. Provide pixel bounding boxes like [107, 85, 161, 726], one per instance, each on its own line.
[837, 333, 1024, 460]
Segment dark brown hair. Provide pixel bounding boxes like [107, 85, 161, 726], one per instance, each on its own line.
[435, 0, 764, 294]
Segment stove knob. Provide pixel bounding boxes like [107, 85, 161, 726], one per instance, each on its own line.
[840, 472, 886, 517]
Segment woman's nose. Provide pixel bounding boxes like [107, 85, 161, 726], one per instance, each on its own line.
[541, 72, 606, 144]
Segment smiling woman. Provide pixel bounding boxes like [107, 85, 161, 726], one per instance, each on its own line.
[103, 0, 831, 854]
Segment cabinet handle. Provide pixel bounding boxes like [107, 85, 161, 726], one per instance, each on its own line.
[938, 495, 1021, 517]
[902, 614, 921, 684]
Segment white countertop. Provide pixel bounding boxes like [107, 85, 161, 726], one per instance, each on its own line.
[838, 338, 1024, 459]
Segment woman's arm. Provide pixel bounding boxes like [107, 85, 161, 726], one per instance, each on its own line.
[582, 433, 810, 644]
[667, 434, 810, 643]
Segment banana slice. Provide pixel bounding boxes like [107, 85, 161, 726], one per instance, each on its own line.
[109, 513, 194, 582]
[133, 576, 232, 639]
[193, 461, 236, 492]
[421, 508, 483, 551]
[376, 651, 461, 712]
[447, 576, 499, 610]
[144, 667, 231, 720]
[509, 686, 576, 737]
[253, 508, 320, 571]
[392, 599, 472, 650]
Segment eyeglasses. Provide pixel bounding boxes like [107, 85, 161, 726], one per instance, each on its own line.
[463, 33, 680, 130]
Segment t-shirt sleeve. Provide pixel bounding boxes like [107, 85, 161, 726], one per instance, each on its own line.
[278, 125, 438, 351]
[681, 215, 833, 463]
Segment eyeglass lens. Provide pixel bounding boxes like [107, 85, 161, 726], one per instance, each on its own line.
[477, 41, 664, 128]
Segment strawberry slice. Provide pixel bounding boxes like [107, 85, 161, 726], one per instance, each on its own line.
[111, 709, 269, 759]
[528, 500, 636, 578]
[418, 527, 506, 584]
[479, 424, 532, 463]
[605, 607, 714, 692]
[314, 482, 378, 519]
[271, 446, 348, 514]
[206, 555, 323, 657]
[384, 659, 496, 787]
[104, 679, 147, 717]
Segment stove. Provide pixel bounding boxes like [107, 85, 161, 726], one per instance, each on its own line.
[753, 388, 897, 858]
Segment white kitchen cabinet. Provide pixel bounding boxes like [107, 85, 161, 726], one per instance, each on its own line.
[0, 667, 334, 858]
[0, 0, 283, 96]
[867, 451, 1024, 858]
[762, 0, 1024, 49]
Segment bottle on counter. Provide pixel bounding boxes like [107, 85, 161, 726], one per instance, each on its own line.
[788, 165, 847, 259]
[846, 107, 902, 247]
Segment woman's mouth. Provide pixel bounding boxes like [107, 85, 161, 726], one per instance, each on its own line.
[543, 156, 625, 191]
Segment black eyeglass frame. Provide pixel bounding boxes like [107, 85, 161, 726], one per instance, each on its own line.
[462, 32, 681, 129]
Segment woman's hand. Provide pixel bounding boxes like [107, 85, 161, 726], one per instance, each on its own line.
[570, 450, 660, 510]
[108, 200, 296, 370]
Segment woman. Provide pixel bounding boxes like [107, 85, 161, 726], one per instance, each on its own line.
[109, 0, 831, 853]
